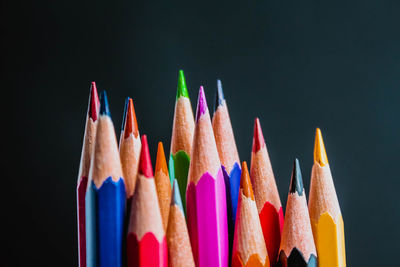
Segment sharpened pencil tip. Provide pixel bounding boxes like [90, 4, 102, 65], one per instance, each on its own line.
[314, 128, 329, 166]
[99, 90, 110, 116]
[88, 82, 100, 121]
[138, 135, 153, 178]
[155, 142, 168, 175]
[252, 118, 265, 153]
[289, 158, 304, 195]
[124, 98, 139, 138]
[214, 79, 225, 112]
[195, 86, 208, 122]
[240, 161, 254, 200]
[171, 179, 184, 212]
[176, 70, 189, 100]
[121, 97, 130, 131]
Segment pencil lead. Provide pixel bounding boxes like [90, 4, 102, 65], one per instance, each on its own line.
[124, 98, 139, 138]
[121, 97, 130, 131]
[195, 86, 208, 122]
[252, 118, 265, 153]
[214, 79, 225, 112]
[289, 158, 304, 196]
[240, 161, 254, 200]
[99, 90, 110, 116]
[176, 70, 189, 100]
[314, 128, 329, 167]
[171, 179, 184, 212]
[155, 142, 168, 175]
[88, 81, 100, 121]
[138, 135, 153, 178]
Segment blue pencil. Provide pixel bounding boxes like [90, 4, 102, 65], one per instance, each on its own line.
[86, 91, 126, 267]
[212, 79, 242, 256]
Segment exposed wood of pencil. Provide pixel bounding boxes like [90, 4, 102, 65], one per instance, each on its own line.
[280, 159, 316, 265]
[167, 180, 195, 267]
[212, 81, 240, 173]
[232, 162, 269, 267]
[188, 93, 220, 184]
[250, 118, 281, 212]
[155, 142, 172, 231]
[308, 128, 346, 267]
[89, 107, 123, 188]
[119, 98, 141, 198]
[170, 82, 194, 155]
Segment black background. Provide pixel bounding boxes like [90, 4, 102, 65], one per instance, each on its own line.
[4, 0, 400, 266]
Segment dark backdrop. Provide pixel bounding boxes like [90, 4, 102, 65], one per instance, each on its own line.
[4, 0, 400, 266]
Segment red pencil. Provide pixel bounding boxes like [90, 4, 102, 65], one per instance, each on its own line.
[250, 118, 283, 266]
[127, 135, 167, 267]
[76, 82, 99, 267]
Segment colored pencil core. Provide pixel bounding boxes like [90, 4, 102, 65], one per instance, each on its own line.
[176, 70, 189, 100]
[240, 162, 254, 200]
[138, 135, 153, 178]
[124, 98, 139, 138]
[99, 90, 110, 116]
[89, 81, 99, 121]
[195, 86, 207, 122]
[290, 158, 304, 195]
[314, 128, 329, 167]
[214, 79, 225, 112]
[252, 118, 265, 153]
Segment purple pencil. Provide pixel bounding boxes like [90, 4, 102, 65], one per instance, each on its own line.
[186, 86, 229, 267]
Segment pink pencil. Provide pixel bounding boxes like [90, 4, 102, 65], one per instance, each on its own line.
[186, 86, 228, 267]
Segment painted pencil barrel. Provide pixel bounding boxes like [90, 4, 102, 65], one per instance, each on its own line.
[186, 169, 229, 267]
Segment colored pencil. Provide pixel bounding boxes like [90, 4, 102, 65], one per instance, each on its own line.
[127, 135, 167, 267]
[77, 82, 99, 267]
[166, 179, 195, 267]
[212, 79, 241, 255]
[232, 161, 269, 267]
[85, 91, 126, 267]
[119, 97, 141, 200]
[279, 159, 317, 267]
[186, 86, 228, 267]
[170, 70, 195, 210]
[155, 141, 172, 231]
[308, 128, 346, 267]
[250, 118, 284, 266]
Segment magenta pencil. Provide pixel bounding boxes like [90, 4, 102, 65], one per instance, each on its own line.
[186, 86, 228, 267]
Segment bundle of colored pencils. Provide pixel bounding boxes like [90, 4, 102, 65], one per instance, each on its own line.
[76, 71, 346, 267]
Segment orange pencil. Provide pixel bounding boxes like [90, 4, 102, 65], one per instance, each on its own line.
[155, 142, 172, 231]
[250, 118, 283, 266]
[127, 135, 167, 267]
[166, 179, 195, 267]
[232, 161, 269, 267]
[119, 97, 141, 200]
[279, 159, 317, 266]
[308, 128, 346, 267]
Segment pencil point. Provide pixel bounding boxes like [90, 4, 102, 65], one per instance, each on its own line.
[252, 118, 265, 153]
[138, 135, 153, 178]
[195, 86, 208, 122]
[314, 128, 329, 166]
[240, 161, 254, 200]
[171, 179, 184, 212]
[88, 82, 100, 121]
[214, 79, 225, 112]
[290, 158, 304, 195]
[155, 142, 168, 175]
[99, 90, 110, 116]
[176, 70, 189, 100]
[121, 97, 130, 131]
[124, 98, 139, 138]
